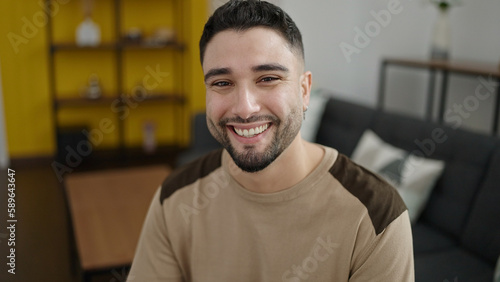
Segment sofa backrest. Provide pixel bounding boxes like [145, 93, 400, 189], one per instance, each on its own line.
[461, 145, 500, 265]
[316, 97, 497, 240]
[315, 98, 375, 156]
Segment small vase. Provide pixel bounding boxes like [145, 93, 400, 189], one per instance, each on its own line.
[143, 121, 157, 154]
[430, 9, 451, 61]
[76, 17, 101, 47]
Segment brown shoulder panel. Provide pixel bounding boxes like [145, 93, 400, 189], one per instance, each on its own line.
[329, 154, 407, 235]
[160, 149, 224, 204]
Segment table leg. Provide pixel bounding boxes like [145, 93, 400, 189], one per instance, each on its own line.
[426, 68, 436, 121]
[492, 78, 500, 136]
[438, 70, 449, 124]
[377, 60, 388, 111]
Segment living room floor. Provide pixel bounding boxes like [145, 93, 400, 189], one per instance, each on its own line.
[0, 153, 177, 282]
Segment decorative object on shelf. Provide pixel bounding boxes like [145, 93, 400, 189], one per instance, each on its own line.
[123, 27, 143, 44]
[429, 0, 461, 60]
[76, 0, 101, 47]
[142, 121, 157, 154]
[144, 27, 177, 46]
[80, 73, 102, 100]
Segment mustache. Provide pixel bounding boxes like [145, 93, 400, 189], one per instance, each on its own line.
[218, 115, 280, 127]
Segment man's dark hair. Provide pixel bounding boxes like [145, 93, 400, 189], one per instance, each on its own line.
[199, 0, 304, 64]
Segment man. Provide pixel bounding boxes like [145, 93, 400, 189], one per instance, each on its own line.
[129, 1, 414, 281]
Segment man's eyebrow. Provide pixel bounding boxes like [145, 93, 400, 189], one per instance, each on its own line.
[252, 63, 289, 73]
[204, 67, 231, 82]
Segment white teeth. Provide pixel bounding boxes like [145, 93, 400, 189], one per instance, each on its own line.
[234, 124, 269, 137]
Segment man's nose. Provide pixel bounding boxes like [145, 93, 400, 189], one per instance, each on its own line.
[231, 85, 260, 120]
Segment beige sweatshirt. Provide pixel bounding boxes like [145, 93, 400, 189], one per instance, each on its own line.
[129, 146, 414, 282]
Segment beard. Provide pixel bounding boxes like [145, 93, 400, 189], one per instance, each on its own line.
[207, 108, 302, 173]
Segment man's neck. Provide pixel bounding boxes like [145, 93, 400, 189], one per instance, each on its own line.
[227, 136, 324, 194]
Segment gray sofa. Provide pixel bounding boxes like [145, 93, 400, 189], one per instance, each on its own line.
[316, 97, 500, 281]
[179, 96, 500, 281]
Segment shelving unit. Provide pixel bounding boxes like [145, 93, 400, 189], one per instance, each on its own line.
[46, 0, 189, 161]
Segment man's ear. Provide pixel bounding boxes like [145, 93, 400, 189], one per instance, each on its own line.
[300, 71, 313, 109]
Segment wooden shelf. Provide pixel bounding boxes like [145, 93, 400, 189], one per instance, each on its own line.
[48, 0, 190, 184]
[55, 93, 186, 107]
[120, 41, 186, 51]
[51, 43, 117, 52]
[138, 93, 186, 103]
[55, 97, 118, 107]
[51, 41, 186, 52]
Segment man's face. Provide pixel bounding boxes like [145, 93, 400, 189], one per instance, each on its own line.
[202, 27, 309, 172]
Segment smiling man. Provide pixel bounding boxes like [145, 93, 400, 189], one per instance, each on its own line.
[129, 1, 414, 281]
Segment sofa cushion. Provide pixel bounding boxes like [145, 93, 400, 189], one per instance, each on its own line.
[461, 145, 500, 265]
[351, 130, 445, 223]
[412, 223, 457, 255]
[415, 248, 494, 282]
[370, 111, 497, 239]
[315, 98, 375, 156]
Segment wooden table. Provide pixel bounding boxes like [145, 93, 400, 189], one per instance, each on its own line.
[64, 165, 170, 278]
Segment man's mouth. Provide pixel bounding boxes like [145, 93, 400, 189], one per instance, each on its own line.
[231, 123, 270, 138]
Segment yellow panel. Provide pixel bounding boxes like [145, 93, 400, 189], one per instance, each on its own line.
[122, 49, 180, 94]
[185, 0, 208, 114]
[0, 0, 54, 157]
[54, 51, 117, 98]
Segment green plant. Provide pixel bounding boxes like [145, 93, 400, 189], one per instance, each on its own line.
[431, 0, 462, 11]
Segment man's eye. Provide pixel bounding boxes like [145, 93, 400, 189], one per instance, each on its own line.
[260, 77, 279, 82]
[213, 81, 231, 87]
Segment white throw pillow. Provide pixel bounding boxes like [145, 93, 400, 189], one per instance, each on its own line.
[351, 130, 445, 224]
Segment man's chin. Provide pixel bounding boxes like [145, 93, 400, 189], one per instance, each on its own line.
[225, 145, 276, 173]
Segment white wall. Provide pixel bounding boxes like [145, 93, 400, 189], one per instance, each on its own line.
[280, 0, 500, 134]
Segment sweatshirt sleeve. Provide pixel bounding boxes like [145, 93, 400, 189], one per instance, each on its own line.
[349, 210, 415, 282]
[128, 187, 183, 282]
